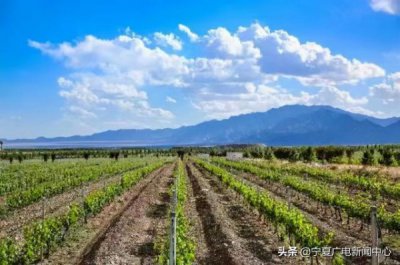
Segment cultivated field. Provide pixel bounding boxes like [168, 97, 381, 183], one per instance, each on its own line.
[1, 151, 400, 265]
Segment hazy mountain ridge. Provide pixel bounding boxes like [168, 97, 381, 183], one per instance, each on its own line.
[3, 105, 400, 146]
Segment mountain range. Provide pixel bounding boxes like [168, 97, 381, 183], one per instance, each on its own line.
[3, 105, 400, 147]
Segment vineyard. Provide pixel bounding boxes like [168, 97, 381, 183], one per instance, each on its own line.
[0, 149, 400, 264]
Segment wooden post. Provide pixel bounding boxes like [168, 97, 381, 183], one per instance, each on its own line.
[169, 178, 177, 265]
[81, 183, 87, 223]
[41, 196, 46, 260]
[42, 197, 46, 220]
[371, 206, 378, 265]
[287, 186, 291, 210]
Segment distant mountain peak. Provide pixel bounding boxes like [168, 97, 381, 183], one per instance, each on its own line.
[3, 104, 400, 147]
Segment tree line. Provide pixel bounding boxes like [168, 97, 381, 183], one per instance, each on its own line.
[0, 148, 175, 164]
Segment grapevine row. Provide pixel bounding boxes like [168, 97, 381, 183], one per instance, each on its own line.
[194, 158, 334, 248]
[157, 159, 196, 265]
[0, 161, 166, 264]
[213, 158, 400, 233]
[250, 159, 400, 200]
[1, 158, 157, 213]
[0, 159, 104, 195]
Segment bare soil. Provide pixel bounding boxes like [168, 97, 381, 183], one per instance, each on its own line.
[39, 164, 174, 265]
[0, 172, 124, 239]
[218, 164, 400, 265]
[79, 164, 174, 265]
[187, 162, 306, 265]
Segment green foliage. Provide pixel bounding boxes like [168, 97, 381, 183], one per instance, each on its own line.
[380, 150, 397, 166]
[42, 154, 49, 163]
[2, 158, 151, 211]
[84, 184, 123, 216]
[23, 217, 64, 263]
[213, 157, 400, 233]
[0, 239, 20, 265]
[66, 203, 84, 228]
[157, 160, 196, 264]
[0, 160, 167, 264]
[288, 150, 301, 162]
[196, 158, 333, 248]
[264, 148, 275, 160]
[361, 150, 378, 166]
[301, 147, 317, 162]
[332, 252, 345, 265]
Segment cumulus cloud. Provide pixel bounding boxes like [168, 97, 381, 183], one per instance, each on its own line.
[370, 0, 400, 15]
[29, 22, 388, 129]
[204, 27, 261, 59]
[236, 24, 385, 85]
[58, 74, 173, 119]
[370, 72, 400, 105]
[68, 106, 97, 119]
[178, 24, 199, 42]
[153, 32, 183, 50]
[192, 83, 372, 119]
[166, 96, 177, 103]
[30, 23, 384, 88]
[29, 35, 189, 83]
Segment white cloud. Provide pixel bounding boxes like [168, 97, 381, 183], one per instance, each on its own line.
[29, 22, 389, 131]
[370, 72, 400, 104]
[29, 35, 189, 86]
[192, 83, 373, 119]
[370, 0, 400, 15]
[58, 74, 174, 121]
[178, 24, 199, 42]
[154, 32, 183, 51]
[30, 23, 384, 90]
[166, 96, 177, 103]
[236, 23, 385, 85]
[68, 106, 97, 119]
[204, 27, 261, 59]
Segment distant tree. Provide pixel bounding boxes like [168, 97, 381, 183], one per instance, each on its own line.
[43, 153, 49, 163]
[273, 148, 292, 160]
[381, 150, 397, 166]
[83, 152, 90, 161]
[9, 156, 13, 164]
[177, 150, 185, 160]
[302, 147, 317, 163]
[249, 146, 264, 158]
[345, 149, 355, 163]
[209, 148, 218, 156]
[289, 150, 301, 162]
[17, 154, 23, 163]
[395, 152, 400, 165]
[51, 153, 56, 162]
[264, 148, 275, 160]
[361, 150, 377, 166]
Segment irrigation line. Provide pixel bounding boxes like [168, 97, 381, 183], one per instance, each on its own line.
[168, 177, 178, 265]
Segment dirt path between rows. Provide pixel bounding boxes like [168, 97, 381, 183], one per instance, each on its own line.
[80, 164, 174, 265]
[183, 163, 209, 263]
[250, 160, 400, 212]
[217, 164, 400, 265]
[188, 162, 305, 265]
[0, 171, 127, 240]
[264, 159, 400, 182]
[0, 163, 147, 240]
[39, 163, 174, 265]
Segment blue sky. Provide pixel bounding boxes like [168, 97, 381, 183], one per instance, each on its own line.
[1, 0, 400, 139]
